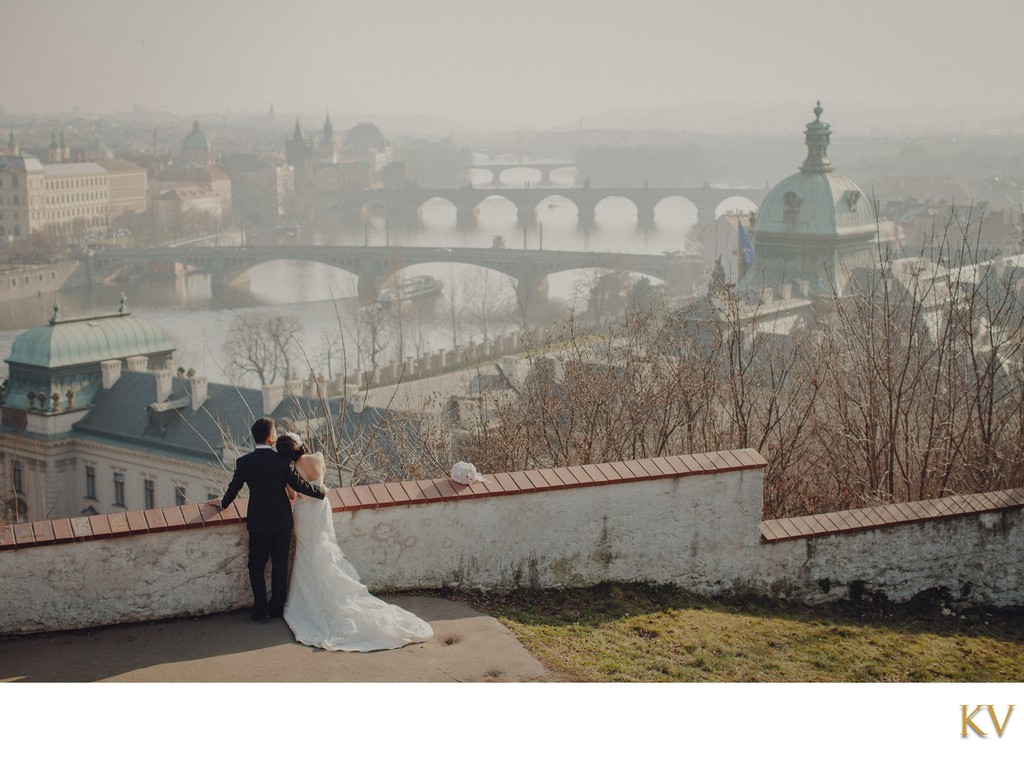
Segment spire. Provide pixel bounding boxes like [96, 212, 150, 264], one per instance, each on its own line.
[292, 118, 304, 140]
[800, 100, 833, 174]
[323, 111, 333, 139]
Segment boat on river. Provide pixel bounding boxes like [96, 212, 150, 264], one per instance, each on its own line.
[376, 275, 444, 307]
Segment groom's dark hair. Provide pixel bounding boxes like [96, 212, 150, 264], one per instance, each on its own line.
[251, 417, 275, 444]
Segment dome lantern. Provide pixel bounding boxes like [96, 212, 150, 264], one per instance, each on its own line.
[800, 101, 833, 174]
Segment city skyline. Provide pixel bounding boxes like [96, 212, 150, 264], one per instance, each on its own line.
[4, 0, 1024, 135]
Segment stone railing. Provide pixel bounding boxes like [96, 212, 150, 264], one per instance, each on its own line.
[1, 449, 1022, 635]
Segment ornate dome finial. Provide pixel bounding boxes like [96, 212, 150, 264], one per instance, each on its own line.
[801, 101, 833, 173]
[49, 301, 61, 325]
[118, 292, 128, 314]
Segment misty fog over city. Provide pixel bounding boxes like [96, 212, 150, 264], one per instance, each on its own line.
[2, 0, 1023, 497]
[3, 1, 1024, 742]
[2, 0, 1024, 500]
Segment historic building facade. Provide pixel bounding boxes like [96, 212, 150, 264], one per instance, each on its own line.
[0, 155, 148, 241]
[0, 300, 360, 524]
[285, 117, 396, 203]
[152, 121, 232, 218]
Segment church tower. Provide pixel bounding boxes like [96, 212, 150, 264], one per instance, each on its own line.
[285, 118, 314, 201]
[316, 112, 339, 165]
[47, 132, 61, 163]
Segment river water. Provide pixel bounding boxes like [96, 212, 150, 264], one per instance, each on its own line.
[0, 166, 756, 384]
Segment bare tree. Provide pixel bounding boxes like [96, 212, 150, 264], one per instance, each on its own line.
[224, 314, 301, 386]
[444, 265, 466, 351]
[463, 266, 513, 344]
[382, 213, 1023, 518]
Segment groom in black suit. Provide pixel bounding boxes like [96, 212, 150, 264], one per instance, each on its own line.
[210, 417, 325, 622]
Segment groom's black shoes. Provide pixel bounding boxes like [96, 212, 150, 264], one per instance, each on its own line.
[269, 609, 284, 619]
[251, 610, 270, 623]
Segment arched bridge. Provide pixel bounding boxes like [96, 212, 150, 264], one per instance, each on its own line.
[88, 244, 682, 311]
[317, 184, 767, 229]
[468, 160, 577, 186]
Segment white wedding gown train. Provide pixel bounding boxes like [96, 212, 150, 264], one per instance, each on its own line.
[284, 479, 433, 652]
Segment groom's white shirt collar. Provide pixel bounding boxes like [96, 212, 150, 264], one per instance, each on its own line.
[255, 444, 273, 450]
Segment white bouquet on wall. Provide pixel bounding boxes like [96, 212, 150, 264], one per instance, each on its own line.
[450, 461, 488, 485]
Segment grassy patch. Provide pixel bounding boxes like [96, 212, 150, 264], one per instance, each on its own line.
[442, 583, 1024, 682]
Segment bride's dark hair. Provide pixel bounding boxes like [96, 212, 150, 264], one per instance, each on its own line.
[275, 432, 307, 462]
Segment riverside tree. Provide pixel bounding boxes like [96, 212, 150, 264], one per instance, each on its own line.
[224, 314, 301, 386]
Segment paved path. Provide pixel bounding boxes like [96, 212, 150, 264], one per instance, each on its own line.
[0, 596, 553, 683]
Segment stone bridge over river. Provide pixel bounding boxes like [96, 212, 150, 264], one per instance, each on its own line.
[316, 184, 768, 228]
[87, 245, 682, 310]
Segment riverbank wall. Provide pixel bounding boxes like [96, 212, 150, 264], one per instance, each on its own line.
[0, 261, 87, 304]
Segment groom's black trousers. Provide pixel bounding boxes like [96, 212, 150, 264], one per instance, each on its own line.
[248, 526, 291, 614]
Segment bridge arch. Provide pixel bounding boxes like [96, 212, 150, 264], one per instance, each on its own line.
[470, 193, 523, 227]
[547, 166, 578, 187]
[593, 195, 640, 227]
[652, 195, 699, 228]
[240, 259, 361, 299]
[492, 166, 545, 188]
[534, 193, 581, 226]
[466, 167, 495, 187]
[417, 196, 459, 227]
[714, 194, 760, 219]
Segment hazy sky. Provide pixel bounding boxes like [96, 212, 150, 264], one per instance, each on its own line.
[5, 0, 1024, 131]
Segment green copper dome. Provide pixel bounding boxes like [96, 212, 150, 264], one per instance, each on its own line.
[753, 102, 877, 238]
[7, 305, 175, 370]
[182, 120, 212, 152]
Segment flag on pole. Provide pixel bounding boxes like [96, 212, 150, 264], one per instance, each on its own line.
[738, 221, 756, 265]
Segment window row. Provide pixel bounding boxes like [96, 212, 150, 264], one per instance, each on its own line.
[46, 177, 104, 190]
[84, 465, 213, 509]
[6, 272, 56, 287]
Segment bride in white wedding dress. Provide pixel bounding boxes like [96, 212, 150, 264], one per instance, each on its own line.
[276, 433, 433, 652]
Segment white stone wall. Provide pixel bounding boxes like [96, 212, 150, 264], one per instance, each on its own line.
[754, 509, 1024, 606]
[2, 525, 251, 634]
[336, 469, 763, 594]
[1, 462, 1022, 635]
[0, 468, 762, 634]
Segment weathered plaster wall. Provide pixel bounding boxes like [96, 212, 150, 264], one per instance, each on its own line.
[0, 465, 762, 634]
[756, 509, 1023, 606]
[3, 526, 251, 633]
[0, 451, 1021, 636]
[336, 469, 763, 593]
